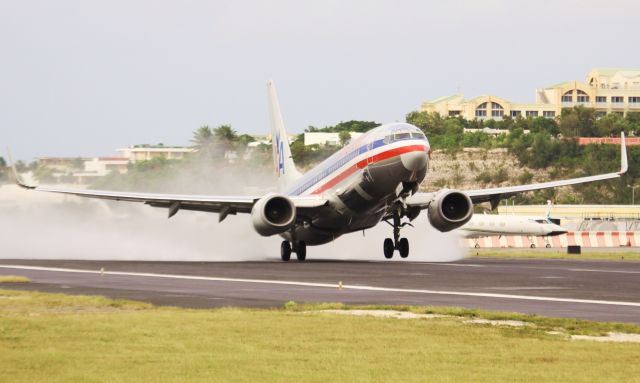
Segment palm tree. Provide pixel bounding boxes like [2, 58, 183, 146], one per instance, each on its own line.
[191, 125, 214, 150]
[213, 125, 238, 142]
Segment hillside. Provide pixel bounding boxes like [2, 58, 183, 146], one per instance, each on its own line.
[425, 148, 534, 190]
[422, 148, 597, 205]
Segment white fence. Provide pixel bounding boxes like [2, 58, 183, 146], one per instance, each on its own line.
[466, 231, 640, 248]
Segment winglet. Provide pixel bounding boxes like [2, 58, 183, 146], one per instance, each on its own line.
[619, 132, 628, 175]
[6, 148, 35, 189]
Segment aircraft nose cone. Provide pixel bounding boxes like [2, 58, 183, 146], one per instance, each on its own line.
[401, 151, 428, 172]
[547, 225, 568, 236]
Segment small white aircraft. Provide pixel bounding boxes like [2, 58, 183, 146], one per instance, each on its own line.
[10, 81, 629, 261]
[459, 208, 567, 248]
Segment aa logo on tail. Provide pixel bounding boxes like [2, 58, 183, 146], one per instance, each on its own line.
[274, 133, 285, 176]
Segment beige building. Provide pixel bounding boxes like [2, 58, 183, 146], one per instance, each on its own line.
[304, 132, 364, 146]
[116, 145, 195, 162]
[422, 68, 640, 120]
[73, 157, 129, 184]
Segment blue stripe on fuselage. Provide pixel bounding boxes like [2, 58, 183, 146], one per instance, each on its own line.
[287, 136, 420, 196]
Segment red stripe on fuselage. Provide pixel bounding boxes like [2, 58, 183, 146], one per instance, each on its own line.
[310, 144, 427, 195]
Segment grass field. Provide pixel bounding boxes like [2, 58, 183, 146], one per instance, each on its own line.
[1, 289, 640, 382]
[470, 249, 640, 261]
[0, 275, 31, 283]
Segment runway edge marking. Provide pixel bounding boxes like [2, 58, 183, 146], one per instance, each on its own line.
[2, 264, 640, 308]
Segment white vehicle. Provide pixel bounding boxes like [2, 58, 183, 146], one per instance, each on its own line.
[11, 81, 629, 261]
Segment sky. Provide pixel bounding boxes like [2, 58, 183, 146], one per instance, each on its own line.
[1, 0, 638, 161]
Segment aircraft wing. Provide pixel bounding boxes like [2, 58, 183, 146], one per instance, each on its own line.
[10, 166, 327, 221]
[407, 132, 628, 209]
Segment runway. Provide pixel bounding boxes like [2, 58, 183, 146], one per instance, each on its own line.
[1, 258, 640, 323]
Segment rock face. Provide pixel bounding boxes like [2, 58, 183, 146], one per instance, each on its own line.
[422, 148, 547, 192]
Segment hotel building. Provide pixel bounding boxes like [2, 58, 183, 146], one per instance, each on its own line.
[421, 68, 640, 120]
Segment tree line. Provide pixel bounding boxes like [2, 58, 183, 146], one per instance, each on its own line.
[14, 105, 638, 204]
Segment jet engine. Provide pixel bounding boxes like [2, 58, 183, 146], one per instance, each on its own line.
[251, 193, 297, 236]
[427, 189, 473, 232]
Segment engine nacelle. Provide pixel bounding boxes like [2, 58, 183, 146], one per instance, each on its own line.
[251, 193, 296, 236]
[427, 189, 473, 232]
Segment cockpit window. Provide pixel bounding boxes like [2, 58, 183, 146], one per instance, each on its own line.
[384, 129, 425, 144]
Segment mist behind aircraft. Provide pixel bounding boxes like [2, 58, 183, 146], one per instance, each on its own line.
[0, 152, 466, 262]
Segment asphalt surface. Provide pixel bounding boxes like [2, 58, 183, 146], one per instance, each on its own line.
[1, 258, 640, 323]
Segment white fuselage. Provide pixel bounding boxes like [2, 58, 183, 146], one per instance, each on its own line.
[458, 214, 566, 238]
[281, 123, 431, 245]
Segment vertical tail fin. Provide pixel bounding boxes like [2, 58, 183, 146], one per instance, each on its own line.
[267, 80, 302, 191]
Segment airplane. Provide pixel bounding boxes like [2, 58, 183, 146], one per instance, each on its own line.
[10, 81, 629, 261]
[460, 200, 567, 248]
[459, 213, 566, 249]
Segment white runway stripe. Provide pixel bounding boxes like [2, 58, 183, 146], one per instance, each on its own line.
[569, 268, 640, 274]
[2, 264, 640, 308]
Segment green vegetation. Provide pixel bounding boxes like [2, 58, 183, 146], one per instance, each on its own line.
[14, 160, 30, 172]
[471, 249, 640, 261]
[1, 289, 639, 382]
[0, 156, 6, 184]
[289, 134, 337, 169]
[0, 276, 31, 283]
[305, 120, 380, 133]
[32, 163, 56, 183]
[475, 166, 509, 186]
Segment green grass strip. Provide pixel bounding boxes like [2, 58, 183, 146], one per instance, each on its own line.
[1, 289, 639, 382]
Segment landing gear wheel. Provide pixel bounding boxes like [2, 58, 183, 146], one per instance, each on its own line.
[398, 238, 409, 258]
[280, 241, 291, 261]
[383, 238, 394, 259]
[296, 241, 307, 261]
[545, 243, 551, 248]
[530, 243, 536, 249]
[474, 243, 480, 249]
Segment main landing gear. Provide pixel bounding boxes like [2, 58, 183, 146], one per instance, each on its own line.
[280, 240, 307, 262]
[383, 209, 410, 259]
